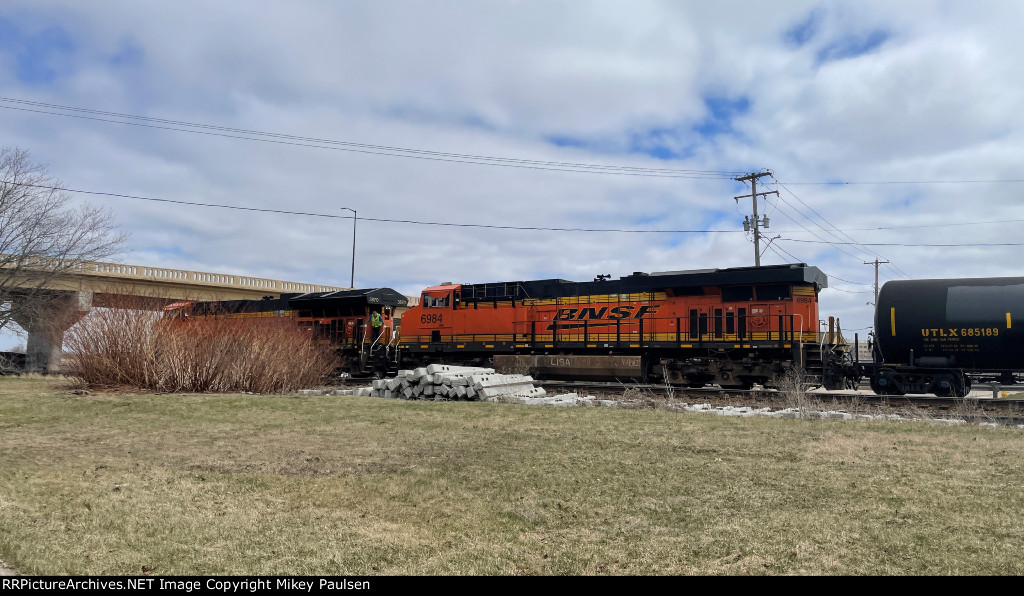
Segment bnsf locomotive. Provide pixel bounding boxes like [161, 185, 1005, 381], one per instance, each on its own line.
[398, 263, 856, 390]
[164, 288, 409, 376]
[164, 263, 859, 390]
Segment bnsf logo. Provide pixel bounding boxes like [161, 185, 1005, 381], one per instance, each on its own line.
[548, 305, 660, 331]
[553, 305, 660, 321]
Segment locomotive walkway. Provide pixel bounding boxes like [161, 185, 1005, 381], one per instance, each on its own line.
[4, 256, 351, 374]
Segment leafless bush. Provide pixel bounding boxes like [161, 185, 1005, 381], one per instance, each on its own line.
[778, 366, 821, 418]
[65, 297, 338, 393]
[951, 397, 986, 424]
[619, 386, 660, 409]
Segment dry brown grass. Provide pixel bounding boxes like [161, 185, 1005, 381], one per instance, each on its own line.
[64, 298, 337, 393]
[2, 377, 1024, 576]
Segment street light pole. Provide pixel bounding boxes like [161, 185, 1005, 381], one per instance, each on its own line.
[340, 207, 357, 288]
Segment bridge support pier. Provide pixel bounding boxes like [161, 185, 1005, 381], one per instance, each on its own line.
[12, 291, 93, 374]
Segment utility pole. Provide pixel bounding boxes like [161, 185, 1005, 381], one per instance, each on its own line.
[864, 259, 889, 304]
[341, 207, 357, 288]
[734, 171, 778, 266]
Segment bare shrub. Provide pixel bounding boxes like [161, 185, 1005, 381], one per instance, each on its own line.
[65, 297, 338, 393]
[620, 386, 660, 409]
[951, 397, 986, 424]
[778, 366, 821, 418]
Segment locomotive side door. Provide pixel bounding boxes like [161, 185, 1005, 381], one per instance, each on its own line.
[771, 303, 788, 341]
[687, 307, 714, 342]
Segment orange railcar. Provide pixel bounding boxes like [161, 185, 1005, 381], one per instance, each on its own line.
[164, 288, 409, 376]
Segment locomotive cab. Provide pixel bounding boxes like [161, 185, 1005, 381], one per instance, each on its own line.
[418, 284, 459, 343]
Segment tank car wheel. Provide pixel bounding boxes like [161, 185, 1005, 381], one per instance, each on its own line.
[871, 370, 905, 396]
[932, 374, 971, 398]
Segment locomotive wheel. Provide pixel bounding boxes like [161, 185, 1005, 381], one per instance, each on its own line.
[641, 356, 664, 384]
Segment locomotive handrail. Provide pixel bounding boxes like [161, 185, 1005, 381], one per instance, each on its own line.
[383, 326, 397, 357]
[400, 312, 821, 348]
[369, 322, 384, 354]
[389, 329, 401, 363]
[359, 320, 371, 361]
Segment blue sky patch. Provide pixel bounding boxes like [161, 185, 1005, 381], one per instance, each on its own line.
[0, 18, 75, 84]
[817, 29, 890, 63]
[546, 134, 591, 149]
[694, 95, 750, 138]
[546, 95, 750, 161]
[627, 126, 691, 161]
[784, 9, 821, 47]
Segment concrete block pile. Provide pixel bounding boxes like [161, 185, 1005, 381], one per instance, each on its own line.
[369, 364, 547, 401]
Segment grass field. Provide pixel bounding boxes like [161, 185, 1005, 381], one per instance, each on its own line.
[1, 376, 1023, 576]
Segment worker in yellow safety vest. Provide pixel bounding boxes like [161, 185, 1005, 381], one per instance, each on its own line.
[370, 310, 383, 341]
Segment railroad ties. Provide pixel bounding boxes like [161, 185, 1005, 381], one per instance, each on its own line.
[367, 364, 547, 401]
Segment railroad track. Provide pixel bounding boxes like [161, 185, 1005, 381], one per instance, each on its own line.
[535, 380, 1024, 420]
[330, 377, 1024, 424]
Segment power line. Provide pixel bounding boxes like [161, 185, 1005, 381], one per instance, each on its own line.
[0, 97, 743, 179]
[1, 180, 743, 234]
[784, 218, 1024, 231]
[783, 238, 1024, 247]
[774, 178, 889, 262]
[6, 98, 1024, 188]
[771, 194, 867, 262]
[774, 178, 910, 279]
[765, 244, 872, 290]
[11, 179, 1022, 250]
[14, 178, 1024, 247]
[781, 179, 1024, 185]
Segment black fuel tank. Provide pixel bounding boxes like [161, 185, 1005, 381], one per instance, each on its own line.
[875, 277, 1024, 370]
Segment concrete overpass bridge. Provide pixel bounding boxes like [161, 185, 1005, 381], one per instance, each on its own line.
[5, 257, 351, 373]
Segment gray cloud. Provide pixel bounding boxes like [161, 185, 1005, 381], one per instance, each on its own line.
[0, 0, 1022, 341]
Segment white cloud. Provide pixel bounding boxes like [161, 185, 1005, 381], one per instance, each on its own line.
[0, 0, 1023, 339]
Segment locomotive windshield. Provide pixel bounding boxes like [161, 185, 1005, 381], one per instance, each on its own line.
[422, 293, 451, 308]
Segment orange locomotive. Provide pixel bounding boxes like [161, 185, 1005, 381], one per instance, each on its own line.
[164, 288, 409, 376]
[398, 263, 855, 389]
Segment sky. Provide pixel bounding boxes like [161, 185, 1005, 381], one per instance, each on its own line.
[2, 0, 1023, 345]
